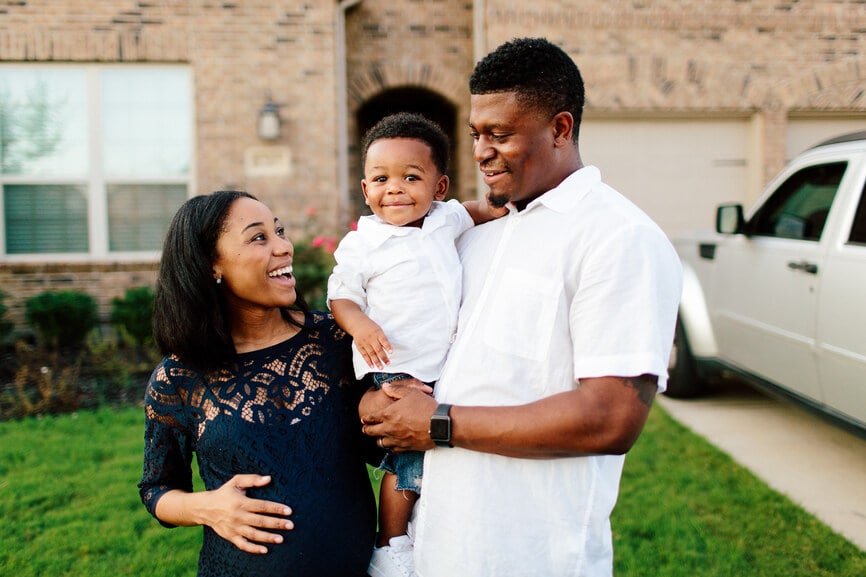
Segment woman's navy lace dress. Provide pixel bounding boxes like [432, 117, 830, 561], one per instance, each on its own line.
[139, 313, 376, 577]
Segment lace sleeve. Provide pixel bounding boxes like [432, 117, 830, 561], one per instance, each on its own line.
[138, 358, 196, 528]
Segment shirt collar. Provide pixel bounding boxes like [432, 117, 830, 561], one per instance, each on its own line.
[355, 201, 449, 248]
[520, 165, 601, 214]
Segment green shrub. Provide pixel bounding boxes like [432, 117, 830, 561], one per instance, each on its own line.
[293, 238, 337, 311]
[0, 290, 13, 341]
[2, 342, 82, 418]
[110, 286, 154, 347]
[1, 337, 159, 420]
[24, 290, 98, 349]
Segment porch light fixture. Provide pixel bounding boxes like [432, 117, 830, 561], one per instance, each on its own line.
[257, 95, 282, 141]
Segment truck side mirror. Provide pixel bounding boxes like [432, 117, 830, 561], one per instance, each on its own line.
[716, 204, 745, 234]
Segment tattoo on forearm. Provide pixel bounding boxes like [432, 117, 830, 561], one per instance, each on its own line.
[621, 375, 656, 408]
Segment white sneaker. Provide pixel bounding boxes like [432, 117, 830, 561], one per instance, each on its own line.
[368, 534, 415, 577]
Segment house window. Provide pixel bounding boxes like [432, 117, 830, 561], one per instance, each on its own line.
[0, 65, 192, 258]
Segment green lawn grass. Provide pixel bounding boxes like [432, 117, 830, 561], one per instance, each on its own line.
[0, 406, 863, 576]
[612, 408, 866, 576]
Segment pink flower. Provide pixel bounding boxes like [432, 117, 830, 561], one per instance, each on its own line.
[350, 220, 359, 231]
[311, 235, 337, 253]
[305, 206, 317, 217]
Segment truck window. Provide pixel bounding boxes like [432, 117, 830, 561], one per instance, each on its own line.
[748, 161, 847, 241]
[848, 182, 866, 245]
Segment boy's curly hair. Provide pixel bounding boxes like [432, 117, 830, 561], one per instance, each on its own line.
[470, 37, 584, 142]
[362, 112, 450, 175]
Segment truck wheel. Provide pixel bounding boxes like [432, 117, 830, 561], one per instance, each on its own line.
[664, 320, 705, 398]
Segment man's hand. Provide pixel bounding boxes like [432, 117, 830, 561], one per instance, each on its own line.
[360, 374, 659, 458]
[360, 383, 438, 452]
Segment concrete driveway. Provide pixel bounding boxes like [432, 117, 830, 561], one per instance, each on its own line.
[657, 381, 866, 552]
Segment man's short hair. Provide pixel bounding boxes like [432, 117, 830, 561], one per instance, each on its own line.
[470, 37, 584, 141]
[362, 112, 450, 175]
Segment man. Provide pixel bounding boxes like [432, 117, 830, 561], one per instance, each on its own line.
[360, 37, 682, 577]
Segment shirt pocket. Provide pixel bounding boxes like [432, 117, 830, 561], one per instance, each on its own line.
[483, 267, 561, 362]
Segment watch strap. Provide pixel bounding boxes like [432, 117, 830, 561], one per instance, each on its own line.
[433, 403, 452, 418]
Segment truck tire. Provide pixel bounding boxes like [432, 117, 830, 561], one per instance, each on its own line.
[664, 319, 705, 398]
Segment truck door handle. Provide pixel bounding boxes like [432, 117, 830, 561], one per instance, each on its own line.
[787, 260, 818, 274]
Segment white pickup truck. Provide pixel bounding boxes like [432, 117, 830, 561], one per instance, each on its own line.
[669, 131, 866, 433]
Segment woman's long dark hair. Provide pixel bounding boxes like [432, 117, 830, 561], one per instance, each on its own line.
[153, 190, 310, 372]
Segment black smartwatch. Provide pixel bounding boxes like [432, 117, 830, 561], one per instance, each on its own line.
[429, 403, 453, 447]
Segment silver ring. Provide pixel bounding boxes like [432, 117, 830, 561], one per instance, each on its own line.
[377, 437, 384, 449]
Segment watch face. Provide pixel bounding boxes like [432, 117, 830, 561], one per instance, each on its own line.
[430, 416, 450, 441]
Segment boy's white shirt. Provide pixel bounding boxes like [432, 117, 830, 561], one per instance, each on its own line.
[327, 199, 474, 381]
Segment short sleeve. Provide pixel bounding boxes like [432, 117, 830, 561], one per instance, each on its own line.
[442, 199, 475, 238]
[569, 223, 682, 390]
[327, 232, 369, 309]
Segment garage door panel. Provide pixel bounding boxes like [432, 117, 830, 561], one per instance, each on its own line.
[786, 118, 866, 161]
[580, 119, 749, 237]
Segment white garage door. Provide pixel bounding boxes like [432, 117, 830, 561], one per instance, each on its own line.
[786, 117, 866, 161]
[580, 118, 750, 238]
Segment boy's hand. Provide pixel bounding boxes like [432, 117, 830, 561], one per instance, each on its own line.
[380, 377, 433, 399]
[353, 317, 393, 370]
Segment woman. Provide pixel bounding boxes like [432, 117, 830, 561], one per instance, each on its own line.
[138, 191, 377, 577]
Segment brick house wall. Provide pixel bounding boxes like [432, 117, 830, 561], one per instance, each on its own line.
[0, 0, 342, 329]
[1, 0, 865, 332]
[343, 0, 476, 207]
[1, 261, 158, 331]
[480, 0, 866, 182]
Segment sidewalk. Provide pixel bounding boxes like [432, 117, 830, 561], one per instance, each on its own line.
[657, 382, 866, 551]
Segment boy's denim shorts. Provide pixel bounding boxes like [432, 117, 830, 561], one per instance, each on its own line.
[371, 372, 430, 493]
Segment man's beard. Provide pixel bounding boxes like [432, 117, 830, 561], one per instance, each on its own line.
[487, 192, 510, 208]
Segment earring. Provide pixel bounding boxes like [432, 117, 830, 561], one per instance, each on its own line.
[216, 277, 222, 284]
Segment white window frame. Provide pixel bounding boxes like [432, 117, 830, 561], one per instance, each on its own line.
[0, 63, 195, 263]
